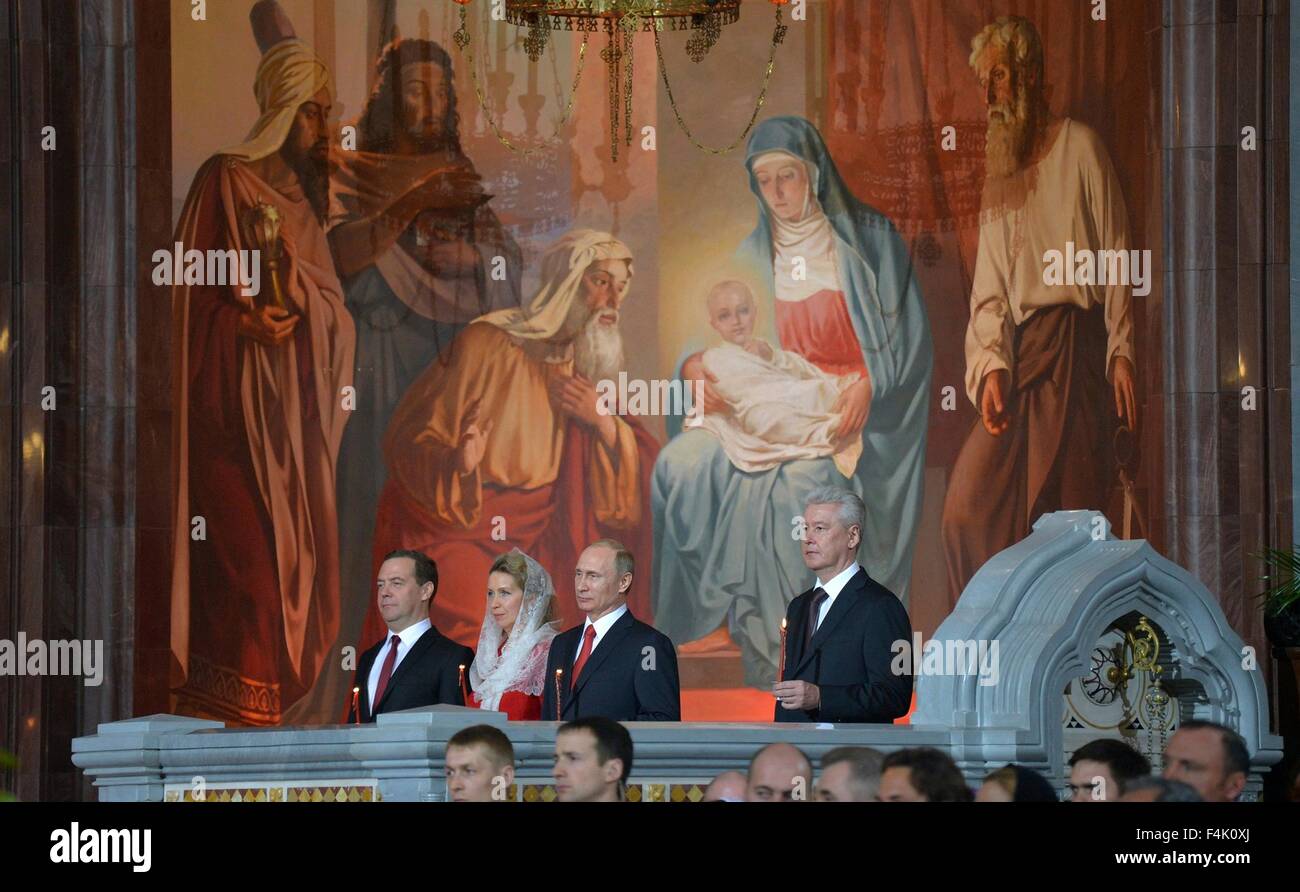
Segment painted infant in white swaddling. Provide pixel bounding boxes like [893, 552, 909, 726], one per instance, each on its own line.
[681, 280, 863, 478]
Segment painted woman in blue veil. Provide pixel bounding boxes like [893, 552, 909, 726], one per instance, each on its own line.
[651, 116, 933, 688]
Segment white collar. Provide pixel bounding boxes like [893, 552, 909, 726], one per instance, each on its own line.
[815, 563, 862, 600]
[385, 617, 432, 649]
[583, 603, 629, 639]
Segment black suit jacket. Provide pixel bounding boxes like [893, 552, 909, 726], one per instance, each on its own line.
[540, 609, 681, 722]
[775, 566, 912, 724]
[348, 625, 475, 723]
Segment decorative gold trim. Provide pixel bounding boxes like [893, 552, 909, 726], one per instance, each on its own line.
[165, 781, 378, 803]
[174, 654, 282, 725]
[505, 0, 741, 31]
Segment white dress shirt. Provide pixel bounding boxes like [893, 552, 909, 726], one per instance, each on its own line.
[575, 603, 629, 663]
[811, 563, 862, 633]
[367, 617, 432, 708]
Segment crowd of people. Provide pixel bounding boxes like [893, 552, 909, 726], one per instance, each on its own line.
[441, 718, 1252, 803]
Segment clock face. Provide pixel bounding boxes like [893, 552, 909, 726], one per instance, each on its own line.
[1065, 629, 1146, 731]
[1081, 645, 1122, 706]
[1065, 622, 1179, 772]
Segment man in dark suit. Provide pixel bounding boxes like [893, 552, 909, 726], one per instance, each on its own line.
[541, 539, 680, 722]
[773, 487, 912, 723]
[348, 549, 475, 722]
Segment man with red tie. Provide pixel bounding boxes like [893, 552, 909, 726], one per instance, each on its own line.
[348, 549, 474, 722]
[773, 488, 912, 723]
[541, 540, 680, 722]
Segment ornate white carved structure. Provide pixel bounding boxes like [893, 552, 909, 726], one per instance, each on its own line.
[915, 510, 1282, 797]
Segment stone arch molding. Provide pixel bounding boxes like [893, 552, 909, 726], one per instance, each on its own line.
[913, 510, 1282, 783]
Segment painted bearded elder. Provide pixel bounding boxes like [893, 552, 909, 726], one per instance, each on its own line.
[941, 16, 1139, 610]
[359, 230, 660, 649]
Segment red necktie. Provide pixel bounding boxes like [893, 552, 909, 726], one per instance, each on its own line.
[371, 635, 401, 715]
[570, 625, 597, 690]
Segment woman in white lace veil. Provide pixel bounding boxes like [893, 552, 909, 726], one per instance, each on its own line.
[468, 549, 560, 717]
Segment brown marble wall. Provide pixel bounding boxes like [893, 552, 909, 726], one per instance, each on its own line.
[0, 0, 16, 802]
[133, 0, 173, 723]
[2, 0, 61, 805]
[0, 0, 167, 802]
[1159, 0, 1290, 708]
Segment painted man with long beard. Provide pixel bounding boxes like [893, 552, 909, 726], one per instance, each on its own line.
[358, 230, 659, 648]
[940, 16, 1138, 610]
[170, 1, 354, 724]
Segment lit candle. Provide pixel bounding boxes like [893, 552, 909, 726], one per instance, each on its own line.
[351, 686, 360, 725]
[459, 664, 470, 705]
[554, 668, 564, 721]
[777, 618, 788, 683]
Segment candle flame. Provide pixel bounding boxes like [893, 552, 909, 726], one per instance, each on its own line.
[781, 618, 787, 630]
[352, 686, 359, 693]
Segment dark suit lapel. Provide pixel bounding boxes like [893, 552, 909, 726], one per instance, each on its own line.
[375, 626, 437, 714]
[358, 645, 379, 721]
[793, 569, 867, 676]
[572, 610, 634, 698]
[810, 570, 867, 648]
[785, 591, 813, 677]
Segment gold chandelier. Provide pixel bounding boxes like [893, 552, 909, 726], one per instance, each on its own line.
[452, 0, 787, 161]
[505, 1, 740, 61]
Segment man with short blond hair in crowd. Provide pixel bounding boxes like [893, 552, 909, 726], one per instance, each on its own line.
[445, 724, 515, 802]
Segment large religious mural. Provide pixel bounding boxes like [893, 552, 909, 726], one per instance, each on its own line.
[156, 0, 1161, 724]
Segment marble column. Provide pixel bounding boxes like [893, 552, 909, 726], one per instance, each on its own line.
[1, 0, 61, 805]
[0, 0, 163, 802]
[1161, 0, 1290, 718]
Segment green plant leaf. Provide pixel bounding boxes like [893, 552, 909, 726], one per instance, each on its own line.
[1253, 547, 1300, 617]
[0, 748, 15, 801]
